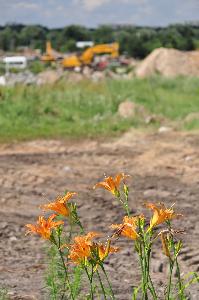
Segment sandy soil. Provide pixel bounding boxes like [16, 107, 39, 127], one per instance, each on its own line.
[0, 130, 199, 299]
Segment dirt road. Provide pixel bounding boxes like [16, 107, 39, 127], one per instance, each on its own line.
[0, 130, 199, 299]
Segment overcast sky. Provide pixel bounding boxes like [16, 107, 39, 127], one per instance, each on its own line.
[0, 0, 198, 28]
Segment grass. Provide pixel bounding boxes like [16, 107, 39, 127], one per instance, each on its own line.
[0, 287, 9, 300]
[0, 76, 199, 142]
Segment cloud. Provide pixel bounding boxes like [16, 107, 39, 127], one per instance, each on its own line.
[74, 0, 148, 12]
[0, 0, 198, 28]
[74, 0, 110, 11]
[15, 2, 40, 10]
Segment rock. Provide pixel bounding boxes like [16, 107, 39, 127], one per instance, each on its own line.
[9, 236, 17, 242]
[118, 100, 148, 119]
[106, 70, 120, 79]
[67, 72, 84, 83]
[5, 71, 36, 86]
[145, 115, 158, 124]
[37, 69, 62, 85]
[158, 126, 173, 133]
[82, 66, 92, 77]
[63, 166, 71, 172]
[184, 112, 199, 123]
[185, 155, 193, 161]
[118, 101, 136, 118]
[91, 71, 105, 82]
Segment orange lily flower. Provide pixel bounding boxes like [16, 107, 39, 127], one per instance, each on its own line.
[94, 173, 129, 196]
[25, 214, 64, 240]
[40, 192, 77, 217]
[146, 202, 182, 230]
[96, 241, 119, 261]
[111, 215, 140, 240]
[68, 233, 118, 267]
[68, 232, 100, 264]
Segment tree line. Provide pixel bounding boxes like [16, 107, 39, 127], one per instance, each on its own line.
[0, 23, 199, 58]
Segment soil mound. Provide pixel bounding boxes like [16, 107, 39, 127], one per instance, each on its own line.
[135, 47, 199, 77]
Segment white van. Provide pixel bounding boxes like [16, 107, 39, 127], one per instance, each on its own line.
[3, 56, 27, 71]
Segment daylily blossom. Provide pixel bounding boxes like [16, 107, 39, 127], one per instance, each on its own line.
[111, 215, 140, 240]
[68, 232, 100, 264]
[68, 232, 118, 265]
[95, 241, 119, 262]
[94, 173, 129, 196]
[25, 214, 64, 240]
[146, 202, 182, 230]
[40, 192, 77, 216]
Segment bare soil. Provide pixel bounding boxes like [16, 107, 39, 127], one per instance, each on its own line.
[0, 130, 199, 299]
[135, 47, 199, 77]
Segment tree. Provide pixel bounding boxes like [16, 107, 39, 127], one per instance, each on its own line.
[93, 25, 114, 43]
[19, 25, 47, 49]
[62, 25, 91, 41]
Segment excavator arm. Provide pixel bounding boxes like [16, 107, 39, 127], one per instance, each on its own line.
[41, 41, 56, 62]
[80, 43, 119, 64]
[62, 43, 119, 68]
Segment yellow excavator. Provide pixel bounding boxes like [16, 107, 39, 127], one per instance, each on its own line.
[62, 42, 119, 68]
[41, 41, 55, 62]
[41, 41, 63, 62]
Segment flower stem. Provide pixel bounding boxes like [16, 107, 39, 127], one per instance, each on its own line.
[142, 234, 149, 300]
[101, 265, 116, 300]
[124, 192, 130, 216]
[148, 274, 157, 300]
[118, 194, 130, 216]
[175, 255, 184, 299]
[168, 225, 184, 300]
[97, 269, 107, 299]
[145, 242, 157, 299]
[85, 266, 94, 300]
[57, 235, 75, 300]
[167, 259, 174, 300]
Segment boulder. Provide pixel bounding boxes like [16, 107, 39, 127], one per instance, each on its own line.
[67, 72, 84, 83]
[82, 66, 92, 77]
[118, 100, 148, 119]
[91, 71, 105, 82]
[118, 101, 137, 118]
[37, 69, 62, 85]
[158, 126, 173, 133]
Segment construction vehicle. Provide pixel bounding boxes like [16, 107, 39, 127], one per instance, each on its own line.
[62, 43, 119, 68]
[41, 41, 63, 62]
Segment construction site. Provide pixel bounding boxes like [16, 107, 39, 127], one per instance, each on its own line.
[1, 39, 199, 87]
[0, 11, 199, 300]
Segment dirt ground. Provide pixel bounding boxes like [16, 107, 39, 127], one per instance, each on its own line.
[0, 130, 199, 299]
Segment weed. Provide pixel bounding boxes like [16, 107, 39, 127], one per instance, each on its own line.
[0, 76, 199, 142]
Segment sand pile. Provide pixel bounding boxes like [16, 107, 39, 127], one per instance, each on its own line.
[135, 47, 199, 77]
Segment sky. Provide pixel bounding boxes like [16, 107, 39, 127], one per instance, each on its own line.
[0, 0, 198, 28]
